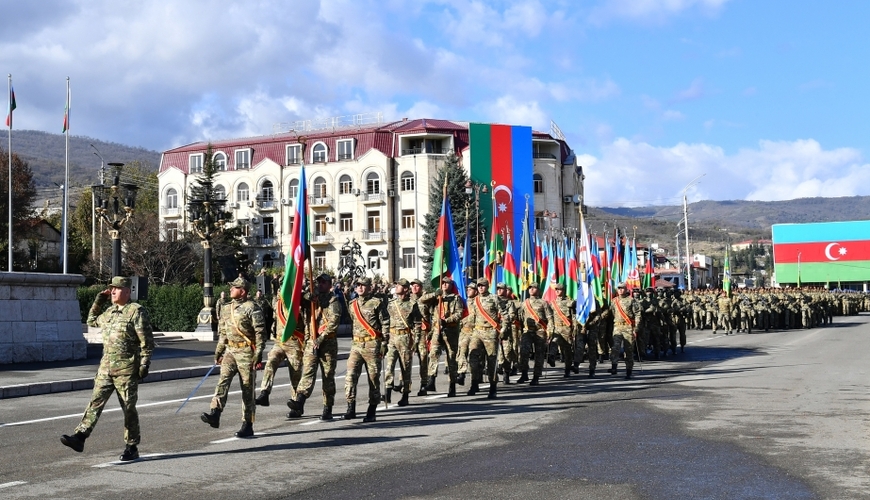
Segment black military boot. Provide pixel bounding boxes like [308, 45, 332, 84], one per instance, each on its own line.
[255, 391, 270, 407]
[362, 404, 378, 422]
[385, 388, 393, 404]
[563, 366, 571, 378]
[60, 432, 87, 452]
[487, 384, 497, 399]
[467, 380, 480, 396]
[457, 373, 466, 386]
[588, 366, 596, 378]
[517, 370, 529, 383]
[417, 386, 428, 396]
[529, 376, 539, 386]
[342, 403, 356, 420]
[447, 381, 456, 398]
[547, 354, 556, 367]
[511, 365, 518, 375]
[425, 376, 436, 392]
[609, 363, 618, 375]
[286, 394, 306, 418]
[200, 408, 221, 428]
[235, 421, 254, 438]
[119, 444, 139, 461]
[571, 362, 580, 374]
[397, 392, 410, 407]
[625, 367, 633, 380]
[503, 371, 511, 385]
[320, 405, 333, 421]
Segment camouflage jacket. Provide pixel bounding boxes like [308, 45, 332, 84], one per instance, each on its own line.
[216, 298, 267, 361]
[312, 290, 342, 340]
[349, 293, 390, 339]
[519, 297, 550, 335]
[419, 291, 465, 333]
[88, 297, 155, 374]
[387, 295, 422, 336]
[548, 296, 576, 336]
[472, 292, 502, 332]
[610, 294, 642, 334]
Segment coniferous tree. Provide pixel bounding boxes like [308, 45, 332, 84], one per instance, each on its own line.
[0, 147, 38, 271]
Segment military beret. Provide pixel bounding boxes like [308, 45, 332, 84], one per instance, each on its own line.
[108, 276, 131, 288]
[616, 282, 627, 288]
[466, 283, 476, 290]
[316, 273, 333, 282]
[440, 276, 453, 284]
[355, 277, 372, 286]
[229, 277, 250, 289]
[476, 278, 489, 286]
[554, 283, 565, 290]
[496, 282, 507, 289]
[410, 278, 423, 286]
[528, 282, 539, 289]
[395, 278, 410, 287]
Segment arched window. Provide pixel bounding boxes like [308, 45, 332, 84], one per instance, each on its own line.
[214, 152, 227, 171]
[312, 143, 327, 163]
[339, 174, 353, 195]
[166, 188, 178, 208]
[213, 185, 226, 200]
[366, 172, 380, 194]
[400, 171, 415, 191]
[260, 180, 274, 201]
[533, 173, 544, 194]
[313, 177, 327, 198]
[237, 182, 249, 202]
[288, 179, 299, 199]
[367, 250, 380, 270]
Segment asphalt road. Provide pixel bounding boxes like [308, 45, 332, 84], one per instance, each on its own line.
[1, 315, 869, 500]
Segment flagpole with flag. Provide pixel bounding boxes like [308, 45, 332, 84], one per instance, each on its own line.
[279, 165, 310, 342]
[62, 77, 70, 273]
[723, 244, 731, 297]
[7, 74, 15, 271]
[430, 178, 467, 306]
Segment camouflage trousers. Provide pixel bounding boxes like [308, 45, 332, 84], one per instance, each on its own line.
[610, 328, 635, 370]
[211, 347, 257, 424]
[716, 311, 733, 333]
[469, 329, 499, 385]
[296, 337, 338, 407]
[345, 338, 383, 406]
[385, 333, 414, 393]
[549, 331, 574, 368]
[519, 331, 546, 378]
[575, 330, 599, 369]
[457, 329, 472, 375]
[259, 338, 303, 400]
[75, 367, 140, 445]
[416, 330, 430, 386]
[427, 329, 459, 382]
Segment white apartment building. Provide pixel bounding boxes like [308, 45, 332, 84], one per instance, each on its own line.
[158, 116, 584, 282]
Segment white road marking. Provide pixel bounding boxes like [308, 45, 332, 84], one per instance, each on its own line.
[0, 481, 27, 489]
[92, 453, 166, 468]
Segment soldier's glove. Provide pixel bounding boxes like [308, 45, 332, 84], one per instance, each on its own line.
[314, 335, 325, 349]
[214, 353, 224, 365]
[95, 291, 110, 305]
[379, 341, 387, 357]
[139, 363, 149, 380]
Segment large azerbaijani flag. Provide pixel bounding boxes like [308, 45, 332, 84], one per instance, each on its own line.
[772, 221, 870, 284]
[469, 123, 533, 274]
[279, 166, 309, 342]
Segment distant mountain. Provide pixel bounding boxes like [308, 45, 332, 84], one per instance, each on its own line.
[5, 130, 160, 189]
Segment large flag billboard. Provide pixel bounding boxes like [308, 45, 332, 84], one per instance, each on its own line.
[772, 221, 870, 284]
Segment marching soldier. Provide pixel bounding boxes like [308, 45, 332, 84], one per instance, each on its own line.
[254, 294, 304, 408]
[62, 276, 155, 461]
[384, 279, 422, 406]
[456, 282, 478, 386]
[579, 306, 605, 377]
[547, 283, 576, 377]
[715, 290, 734, 335]
[468, 278, 502, 398]
[517, 282, 549, 385]
[609, 282, 642, 379]
[419, 276, 465, 397]
[201, 277, 267, 438]
[495, 282, 517, 384]
[287, 273, 342, 420]
[254, 289, 274, 339]
[344, 277, 389, 422]
[409, 279, 431, 395]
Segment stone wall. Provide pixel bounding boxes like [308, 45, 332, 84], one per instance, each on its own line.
[0, 272, 87, 364]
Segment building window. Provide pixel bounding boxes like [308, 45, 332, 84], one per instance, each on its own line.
[235, 148, 251, 169]
[402, 248, 416, 269]
[166, 222, 178, 242]
[401, 209, 415, 229]
[339, 174, 353, 194]
[313, 215, 327, 236]
[261, 180, 274, 201]
[400, 171, 415, 191]
[239, 220, 251, 238]
[312, 177, 327, 198]
[166, 188, 178, 208]
[535, 213, 545, 231]
[314, 251, 326, 270]
[287, 215, 294, 233]
[214, 185, 226, 200]
[189, 154, 203, 173]
[312, 143, 327, 163]
[339, 213, 353, 232]
[288, 179, 299, 200]
[366, 172, 380, 194]
[367, 210, 381, 232]
[286, 144, 302, 165]
[533, 173, 544, 194]
[368, 250, 380, 270]
[263, 217, 275, 239]
[214, 152, 227, 171]
[337, 139, 354, 160]
[237, 183, 249, 202]
[262, 253, 273, 269]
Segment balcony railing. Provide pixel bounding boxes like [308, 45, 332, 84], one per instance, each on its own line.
[337, 153, 352, 160]
[401, 147, 450, 155]
[308, 195, 334, 207]
[360, 229, 386, 242]
[258, 199, 278, 211]
[311, 232, 335, 245]
[161, 206, 181, 217]
[360, 191, 384, 203]
[532, 152, 558, 159]
[245, 236, 277, 247]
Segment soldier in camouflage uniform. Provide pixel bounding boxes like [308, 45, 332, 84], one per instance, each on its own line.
[287, 273, 342, 420]
[419, 276, 465, 396]
[255, 294, 304, 408]
[200, 277, 266, 438]
[409, 279, 431, 395]
[62, 276, 154, 462]
[455, 282, 478, 386]
[495, 282, 518, 384]
[548, 283, 576, 377]
[579, 306, 605, 377]
[517, 282, 550, 385]
[468, 277, 502, 398]
[609, 282, 642, 379]
[384, 278, 422, 407]
[714, 291, 734, 335]
[344, 277, 389, 422]
[254, 289, 274, 339]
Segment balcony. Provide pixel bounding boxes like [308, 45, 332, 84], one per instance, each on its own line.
[401, 147, 450, 155]
[360, 229, 386, 242]
[532, 152, 558, 160]
[245, 236, 277, 247]
[258, 199, 278, 211]
[161, 206, 181, 218]
[311, 232, 335, 246]
[360, 191, 385, 204]
[308, 195, 333, 208]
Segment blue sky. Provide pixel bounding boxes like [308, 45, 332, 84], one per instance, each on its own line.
[2, 0, 868, 206]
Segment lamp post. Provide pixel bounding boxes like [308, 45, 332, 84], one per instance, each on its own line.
[92, 164, 136, 278]
[187, 194, 228, 334]
[90, 144, 106, 259]
[465, 180, 488, 279]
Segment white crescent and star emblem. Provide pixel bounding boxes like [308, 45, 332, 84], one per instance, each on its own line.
[492, 185, 513, 214]
[824, 242, 847, 261]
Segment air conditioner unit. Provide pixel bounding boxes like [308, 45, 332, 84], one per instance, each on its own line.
[572, 194, 582, 204]
[281, 198, 290, 206]
[387, 189, 396, 197]
[229, 202, 239, 209]
[324, 216, 335, 223]
[378, 249, 388, 259]
[563, 196, 573, 203]
[247, 201, 255, 208]
[251, 217, 260, 224]
[352, 188, 361, 196]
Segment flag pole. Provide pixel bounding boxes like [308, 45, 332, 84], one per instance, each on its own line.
[7, 74, 12, 272]
[62, 77, 70, 273]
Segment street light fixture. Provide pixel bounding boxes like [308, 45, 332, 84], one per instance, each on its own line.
[187, 193, 228, 334]
[92, 163, 137, 278]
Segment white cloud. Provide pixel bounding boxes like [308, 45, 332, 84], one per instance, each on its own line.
[584, 138, 870, 207]
[662, 110, 686, 121]
[589, 0, 730, 25]
[672, 78, 706, 102]
[479, 96, 548, 130]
